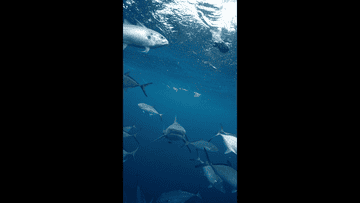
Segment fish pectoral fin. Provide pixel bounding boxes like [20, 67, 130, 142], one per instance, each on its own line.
[123, 43, 128, 50]
[141, 47, 150, 53]
[150, 135, 165, 144]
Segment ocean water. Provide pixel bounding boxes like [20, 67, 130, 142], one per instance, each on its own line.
[123, 0, 237, 202]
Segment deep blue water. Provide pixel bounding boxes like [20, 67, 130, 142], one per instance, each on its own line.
[123, 1, 237, 202]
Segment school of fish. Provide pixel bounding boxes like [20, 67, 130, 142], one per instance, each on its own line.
[123, 19, 236, 203]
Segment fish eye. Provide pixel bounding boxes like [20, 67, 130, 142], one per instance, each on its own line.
[161, 36, 164, 39]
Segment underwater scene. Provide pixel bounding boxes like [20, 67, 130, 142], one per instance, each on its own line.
[123, 0, 237, 202]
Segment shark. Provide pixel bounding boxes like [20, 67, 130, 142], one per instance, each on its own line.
[150, 116, 191, 153]
[123, 19, 169, 53]
[123, 72, 152, 97]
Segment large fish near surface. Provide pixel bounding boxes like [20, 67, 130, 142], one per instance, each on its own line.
[156, 190, 201, 203]
[123, 72, 152, 97]
[203, 148, 237, 193]
[123, 19, 169, 53]
[150, 116, 191, 153]
[191, 150, 226, 193]
[209, 124, 237, 155]
[138, 103, 163, 121]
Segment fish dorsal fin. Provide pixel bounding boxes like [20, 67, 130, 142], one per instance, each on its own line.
[174, 115, 177, 123]
[124, 19, 132, 25]
[220, 123, 225, 133]
[135, 19, 146, 28]
[124, 72, 130, 76]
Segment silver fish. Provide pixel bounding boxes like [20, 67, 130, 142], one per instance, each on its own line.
[184, 139, 218, 152]
[123, 131, 140, 145]
[123, 72, 152, 97]
[204, 148, 237, 193]
[138, 103, 163, 121]
[123, 19, 169, 53]
[191, 150, 225, 193]
[157, 190, 201, 203]
[123, 125, 136, 132]
[208, 124, 237, 155]
[123, 147, 139, 163]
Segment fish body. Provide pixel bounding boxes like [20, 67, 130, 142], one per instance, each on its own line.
[221, 134, 237, 155]
[203, 165, 226, 193]
[191, 150, 225, 193]
[188, 139, 218, 152]
[204, 148, 237, 193]
[123, 72, 152, 97]
[157, 190, 201, 203]
[123, 19, 169, 53]
[138, 103, 163, 121]
[123, 147, 139, 163]
[212, 164, 237, 193]
[209, 124, 237, 155]
[123, 125, 135, 132]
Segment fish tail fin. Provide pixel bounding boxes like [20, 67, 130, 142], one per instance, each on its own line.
[123, 43, 128, 50]
[208, 135, 216, 142]
[196, 191, 202, 199]
[174, 115, 177, 122]
[133, 133, 141, 145]
[140, 82, 153, 97]
[159, 114, 163, 121]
